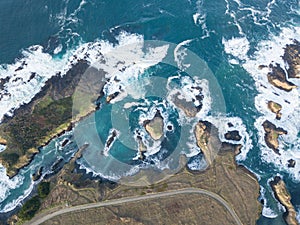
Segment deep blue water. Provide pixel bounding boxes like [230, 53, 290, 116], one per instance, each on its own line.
[0, 0, 300, 223]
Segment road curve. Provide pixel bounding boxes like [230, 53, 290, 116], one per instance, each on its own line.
[25, 187, 243, 225]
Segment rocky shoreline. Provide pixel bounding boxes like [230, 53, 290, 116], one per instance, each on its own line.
[259, 39, 300, 169]
[270, 176, 299, 225]
[194, 120, 221, 166]
[261, 40, 300, 91]
[0, 60, 90, 178]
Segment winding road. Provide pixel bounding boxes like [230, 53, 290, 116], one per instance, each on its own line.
[25, 188, 243, 225]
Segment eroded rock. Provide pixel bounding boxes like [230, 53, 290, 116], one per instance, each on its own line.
[267, 101, 282, 120]
[270, 176, 299, 225]
[262, 120, 287, 155]
[224, 130, 242, 141]
[194, 121, 221, 166]
[267, 64, 297, 92]
[284, 40, 300, 79]
[143, 111, 164, 141]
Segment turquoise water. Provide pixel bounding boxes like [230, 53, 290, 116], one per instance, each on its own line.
[1, 0, 300, 223]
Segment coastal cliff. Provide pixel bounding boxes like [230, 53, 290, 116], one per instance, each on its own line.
[194, 121, 221, 166]
[0, 60, 90, 178]
[270, 176, 299, 225]
[193, 120, 261, 224]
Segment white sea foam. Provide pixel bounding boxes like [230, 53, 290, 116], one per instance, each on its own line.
[206, 115, 253, 161]
[241, 26, 300, 181]
[187, 155, 207, 171]
[53, 44, 63, 55]
[193, 0, 212, 39]
[296, 206, 300, 223]
[78, 159, 140, 182]
[0, 165, 25, 212]
[262, 205, 278, 218]
[91, 34, 169, 103]
[224, 0, 244, 35]
[259, 185, 279, 218]
[1, 179, 34, 213]
[0, 144, 6, 153]
[222, 36, 250, 63]
[174, 39, 193, 70]
[0, 32, 164, 123]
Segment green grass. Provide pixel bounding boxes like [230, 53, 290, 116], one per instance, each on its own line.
[18, 196, 41, 221]
[0, 96, 73, 174]
[38, 182, 51, 199]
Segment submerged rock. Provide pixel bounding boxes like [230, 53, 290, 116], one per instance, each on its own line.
[269, 176, 299, 225]
[262, 120, 287, 155]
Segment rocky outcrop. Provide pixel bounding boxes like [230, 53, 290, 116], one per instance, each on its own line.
[32, 166, 44, 181]
[0, 60, 93, 178]
[288, 159, 296, 168]
[194, 121, 222, 166]
[267, 64, 297, 92]
[171, 91, 203, 118]
[270, 176, 299, 225]
[102, 129, 118, 156]
[267, 101, 282, 120]
[143, 111, 164, 141]
[262, 120, 287, 155]
[224, 130, 242, 141]
[136, 136, 147, 160]
[284, 40, 300, 79]
[0, 136, 7, 145]
[106, 91, 120, 103]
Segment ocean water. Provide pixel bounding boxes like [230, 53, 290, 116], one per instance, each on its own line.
[0, 0, 300, 223]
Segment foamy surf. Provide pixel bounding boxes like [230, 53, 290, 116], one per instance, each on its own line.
[222, 22, 300, 179]
[241, 26, 300, 181]
[0, 32, 151, 123]
[296, 206, 300, 223]
[206, 115, 253, 161]
[259, 185, 279, 218]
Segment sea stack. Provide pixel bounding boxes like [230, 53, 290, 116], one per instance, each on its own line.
[143, 110, 164, 141]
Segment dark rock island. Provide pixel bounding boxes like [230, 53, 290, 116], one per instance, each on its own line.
[267, 101, 282, 120]
[262, 120, 287, 155]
